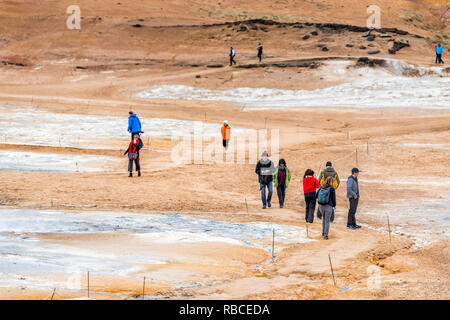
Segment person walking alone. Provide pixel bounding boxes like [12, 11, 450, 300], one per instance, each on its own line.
[303, 169, 320, 223]
[316, 176, 336, 240]
[221, 120, 231, 153]
[128, 111, 142, 140]
[255, 151, 275, 209]
[229, 47, 236, 66]
[257, 43, 263, 62]
[436, 43, 444, 64]
[124, 134, 143, 177]
[347, 167, 361, 229]
[273, 159, 291, 208]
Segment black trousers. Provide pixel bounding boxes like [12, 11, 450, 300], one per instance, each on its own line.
[436, 53, 444, 64]
[230, 56, 236, 66]
[131, 132, 140, 140]
[128, 158, 140, 172]
[347, 197, 359, 226]
[304, 191, 316, 223]
[258, 53, 262, 62]
[277, 185, 286, 206]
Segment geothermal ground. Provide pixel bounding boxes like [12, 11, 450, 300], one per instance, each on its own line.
[0, 0, 449, 299]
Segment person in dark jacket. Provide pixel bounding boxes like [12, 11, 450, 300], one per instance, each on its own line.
[316, 176, 336, 240]
[128, 112, 142, 139]
[347, 167, 361, 229]
[229, 47, 236, 66]
[255, 151, 275, 209]
[124, 134, 143, 177]
[273, 159, 291, 208]
[303, 169, 320, 223]
[257, 43, 263, 62]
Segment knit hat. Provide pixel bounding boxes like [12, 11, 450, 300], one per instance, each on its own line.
[261, 151, 268, 157]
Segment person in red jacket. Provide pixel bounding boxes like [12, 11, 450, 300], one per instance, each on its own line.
[124, 134, 143, 177]
[303, 169, 320, 223]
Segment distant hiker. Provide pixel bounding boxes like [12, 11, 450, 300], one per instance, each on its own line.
[128, 111, 142, 139]
[221, 120, 231, 153]
[255, 151, 276, 209]
[257, 43, 263, 62]
[124, 134, 143, 177]
[346, 167, 361, 229]
[316, 176, 336, 240]
[273, 159, 291, 208]
[435, 43, 444, 64]
[318, 161, 340, 189]
[229, 47, 236, 66]
[303, 169, 320, 223]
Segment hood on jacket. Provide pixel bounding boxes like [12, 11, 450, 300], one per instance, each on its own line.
[129, 114, 137, 118]
[324, 166, 336, 173]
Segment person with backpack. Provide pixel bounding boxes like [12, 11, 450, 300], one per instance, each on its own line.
[347, 167, 361, 229]
[255, 151, 276, 209]
[221, 120, 231, 153]
[128, 111, 142, 140]
[273, 159, 291, 208]
[229, 47, 236, 66]
[257, 43, 263, 62]
[318, 161, 340, 189]
[303, 169, 320, 223]
[436, 43, 444, 64]
[124, 134, 143, 177]
[316, 176, 336, 240]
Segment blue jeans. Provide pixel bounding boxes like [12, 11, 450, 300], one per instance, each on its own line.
[260, 182, 273, 206]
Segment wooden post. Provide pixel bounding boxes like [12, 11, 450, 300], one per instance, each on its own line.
[387, 215, 392, 243]
[142, 276, 146, 300]
[87, 271, 90, 298]
[347, 130, 351, 143]
[272, 228, 275, 260]
[245, 198, 249, 214]
[366, 139, 369, 155]
[328, 254, 337, 286]
[50, 288, 56, 300]
[306, 224, 309, 238]
[355, 148, 358, 166]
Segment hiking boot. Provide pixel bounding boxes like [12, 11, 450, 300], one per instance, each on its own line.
[324, 235, 328, 240]
[280, 205, 283, 208]
[128, 172, 132, 177]
[354, 225, 361, 229]
[268, 202, 271, 208]
[138, 171, 141, 177]
[347, 225, 355, 229]
[262, 205, 266, 209]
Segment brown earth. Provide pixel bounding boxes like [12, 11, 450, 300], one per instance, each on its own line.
[0, 0, 449, 300]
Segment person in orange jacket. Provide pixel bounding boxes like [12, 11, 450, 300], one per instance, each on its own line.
[221, 120, 231, 153]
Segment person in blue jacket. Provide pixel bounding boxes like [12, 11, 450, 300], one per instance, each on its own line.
[128, 111, 142, 139]
[436, 43, 444, 64]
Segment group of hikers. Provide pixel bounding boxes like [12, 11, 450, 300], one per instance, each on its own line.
[229, 43, 263, 66]
[255, 152, 361, 240]
[229, 42, 444, 66]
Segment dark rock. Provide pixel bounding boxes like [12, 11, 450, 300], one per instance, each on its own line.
[238, 25, 247, 32]
[311, 31, 319, 36]
[367, 35, 375, 41]
[305, 22, 314, 26]
[322, 47, 329, 52]
[388, 39, 410, 54]
[207, 64, 224, 68]
[346, 44, 354, 47]
[293, 24, 303, 29]
[360, 45, 367, 49]
[132, 24, 142, 28]
[302, 35, 310, 40]
[368, 44, 374, 47]
[75, 66, 87, 69]
[260, 26, 267, 32]
[395, 30, 408, 35]
[249, 24, 258, 30]
[368, 49, 380, 54]
[195, 75, 201, 78]
[356, 57, 386, 67]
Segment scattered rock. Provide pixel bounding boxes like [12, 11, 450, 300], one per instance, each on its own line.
[207, 64, 224, 68]
[249, 24, 258, 30]
[346, 44, 354, 47]
[367, 35, 375, 41]
[75, 66, 87, 70]
[293, 24, 303, 29]
[317, 44, 325, 48]
[238, 25, 247, 32]
[360, 45, 367, 49]
[132, 24, 142, 28]
[195, 75, 201, 78]
[356, 57, 386, 67]
[322, 46, 329, 52]
[311, 31, 319, 36]
[368, 49, 380, 54]
[302, 35, 310, 40]
[260, 26, 267, 32]
[368, 44, 375, 47]
[388, 39, 410, 54]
